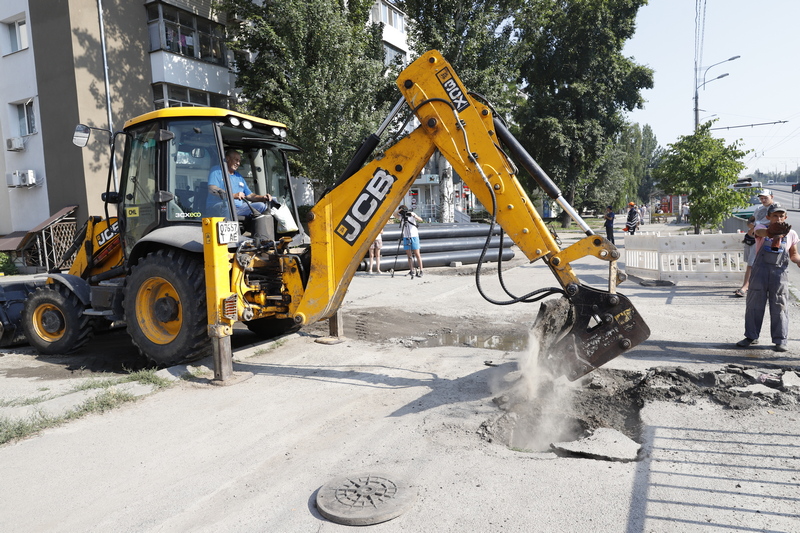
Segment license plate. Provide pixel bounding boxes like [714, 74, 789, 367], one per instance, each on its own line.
[217, 221, 239, 244]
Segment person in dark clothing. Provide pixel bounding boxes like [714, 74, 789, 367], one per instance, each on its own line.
[625, 202, 640, 235]
[603, 205, 615, 244]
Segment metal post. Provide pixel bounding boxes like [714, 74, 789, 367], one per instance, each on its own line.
[329, 308, 344, 338]
[202, 217, 236, 382]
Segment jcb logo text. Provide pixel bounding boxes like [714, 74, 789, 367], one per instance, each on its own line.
[336, 169, 396, 245]
[96, 221, 120, 248]
[437, 68, 469, 112]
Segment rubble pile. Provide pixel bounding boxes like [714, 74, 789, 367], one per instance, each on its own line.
[480, 364, 800, 458]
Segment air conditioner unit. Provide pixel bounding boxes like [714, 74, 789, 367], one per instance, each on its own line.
[8, 170, 36, 188]
[6, 137, 24, 151]
[19, 169, 36, 186]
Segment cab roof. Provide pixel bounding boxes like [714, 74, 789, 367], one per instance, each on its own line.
[123, 107, 287, 130]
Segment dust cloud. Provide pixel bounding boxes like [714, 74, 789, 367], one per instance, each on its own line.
[482, 331, 585, 452]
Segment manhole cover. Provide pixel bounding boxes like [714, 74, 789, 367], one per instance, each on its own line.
[316, 472, 417, 526]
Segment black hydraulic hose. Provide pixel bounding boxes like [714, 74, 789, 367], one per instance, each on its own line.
[87, 265, 126, 284]
[333, 133, 381, 189]
[473, 165, 564, 305]
[493, 118, 562, 201]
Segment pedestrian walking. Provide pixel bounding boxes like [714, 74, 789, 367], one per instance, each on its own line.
[680, 203, 690, 225]
[736, 204, 800, 352]
[625, 202, 640, 235]
[603, 205, 615, 244]
[368, 229, 383, 274]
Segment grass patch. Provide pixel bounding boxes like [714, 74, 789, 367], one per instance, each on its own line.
[0, 370, 173, 446]
[180, 365, 213, 380]
[70, 368, 172, 393]
[253, 337, 288, 357]
[0, 394, 54, 408]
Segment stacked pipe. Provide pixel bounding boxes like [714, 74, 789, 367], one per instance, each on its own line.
[360, 223, 515, 272]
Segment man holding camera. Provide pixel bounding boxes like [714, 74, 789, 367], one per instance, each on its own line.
[737, 204, 800, 352]
[396, 205, 424, 278]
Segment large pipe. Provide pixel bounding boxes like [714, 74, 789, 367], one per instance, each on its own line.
[361, 248, 515, 272]
[382, 223, 502, 241]
[380, 236, 511, 254]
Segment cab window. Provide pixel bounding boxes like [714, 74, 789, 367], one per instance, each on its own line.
[165, 120, 226, 221]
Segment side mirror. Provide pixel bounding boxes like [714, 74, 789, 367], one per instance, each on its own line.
[102, 191, 122, 204]
[72, 124, 91, 147]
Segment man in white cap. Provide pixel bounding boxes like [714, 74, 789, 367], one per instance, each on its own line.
[737, 204, 800, 352]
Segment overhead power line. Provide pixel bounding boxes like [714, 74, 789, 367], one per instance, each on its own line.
[710, 121, 788, 131]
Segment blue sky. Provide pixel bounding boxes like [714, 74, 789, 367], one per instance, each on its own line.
[623, 0, 800, 177]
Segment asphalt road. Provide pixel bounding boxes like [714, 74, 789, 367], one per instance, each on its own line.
[1, 225, 798, 532]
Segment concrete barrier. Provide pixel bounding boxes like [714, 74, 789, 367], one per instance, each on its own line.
[625, 232, 746, 282]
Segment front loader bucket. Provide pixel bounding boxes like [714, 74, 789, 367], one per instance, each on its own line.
[533, 286, 650, 381]
[0, 279, 46, 347]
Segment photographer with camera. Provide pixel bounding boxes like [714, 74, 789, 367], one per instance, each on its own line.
[395, 205, 424, 278]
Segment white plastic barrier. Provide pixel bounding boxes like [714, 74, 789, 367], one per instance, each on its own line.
[624, 232, 746, 282]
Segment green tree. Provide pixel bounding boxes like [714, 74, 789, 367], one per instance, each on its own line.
[396, 0, 521, 111]
[637, 124, 662, 201]
[216, 0, 394, 194]
[653, 123, 748, 234]
[512, 0, 653, 226]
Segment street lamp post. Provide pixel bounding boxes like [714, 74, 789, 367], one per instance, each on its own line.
[693, 55, 740, 131]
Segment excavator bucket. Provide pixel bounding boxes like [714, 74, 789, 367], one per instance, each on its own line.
[532, 286, 650, 381]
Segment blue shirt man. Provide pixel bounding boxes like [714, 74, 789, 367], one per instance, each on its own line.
[208, 150, 272, 216]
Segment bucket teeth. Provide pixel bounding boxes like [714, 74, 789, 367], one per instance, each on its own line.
[533, 286, 650, 381]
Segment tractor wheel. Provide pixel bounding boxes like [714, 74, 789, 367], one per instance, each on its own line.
[22, 284, 93, 354]
[243, 317, 299, 339]
[124, 249, 210, 366]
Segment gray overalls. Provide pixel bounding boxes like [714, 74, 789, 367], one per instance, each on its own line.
[744, 236, 790, 344]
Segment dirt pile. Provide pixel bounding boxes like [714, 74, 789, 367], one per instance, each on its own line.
[479, 364, 800, 455]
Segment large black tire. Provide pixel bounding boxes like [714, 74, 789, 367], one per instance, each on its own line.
[124, 249, 211, 366]
[243, 317, 299, 339]
[22, 284, 93, 354]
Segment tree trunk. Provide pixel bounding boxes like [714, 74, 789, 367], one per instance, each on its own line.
[437, 154, 454, 223]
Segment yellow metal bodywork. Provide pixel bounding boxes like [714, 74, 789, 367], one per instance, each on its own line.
[123, 107, 286, 131]
[291, 50, 619, 325]
[65, 217, 123, 280]
[202, 218, 235, 338]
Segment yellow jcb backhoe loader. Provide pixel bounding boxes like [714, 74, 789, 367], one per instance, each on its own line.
[0, 50, 649, 380]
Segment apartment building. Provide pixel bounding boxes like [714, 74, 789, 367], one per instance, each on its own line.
[0, 0, 415, 250]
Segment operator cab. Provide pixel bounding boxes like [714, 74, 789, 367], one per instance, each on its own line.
[116, 108, 303, 254]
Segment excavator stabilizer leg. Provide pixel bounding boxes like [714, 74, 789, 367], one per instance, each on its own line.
[533, 286, 650, 381]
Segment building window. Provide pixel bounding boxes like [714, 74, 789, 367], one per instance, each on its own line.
[147, 3, 226, 66]
[380, 2, 405, 33]
[16, 100, 35, 135]
[6, 18, 28, 53]
[384, 43, 407, 66]
[153, 83, 231, 109]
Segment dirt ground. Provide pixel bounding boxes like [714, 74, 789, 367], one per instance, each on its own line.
[306, 306, 800, 456]
[2, 246, 800, 532]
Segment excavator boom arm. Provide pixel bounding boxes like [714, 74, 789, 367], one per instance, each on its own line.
[292, 51, 649, 380]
